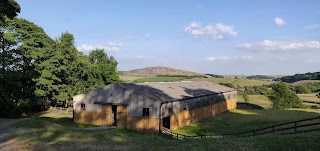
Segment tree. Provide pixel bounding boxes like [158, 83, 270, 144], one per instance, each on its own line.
[268, 82, 303, 109]
[242, 92, 250, 107]
[294, 85, 311, 94]
[0, 0, 20, 24]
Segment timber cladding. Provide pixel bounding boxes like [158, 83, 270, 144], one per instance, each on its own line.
[169, 98, 237, 130]
[126, 116, 159, 132]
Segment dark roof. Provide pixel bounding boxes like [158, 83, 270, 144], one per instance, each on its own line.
[118, 81, 235, 101]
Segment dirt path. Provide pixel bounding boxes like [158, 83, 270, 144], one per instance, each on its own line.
[0, 118, 26, 151]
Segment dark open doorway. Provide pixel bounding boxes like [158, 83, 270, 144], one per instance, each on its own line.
[163, 116, 170, 129]
[112, 105, 117, 126]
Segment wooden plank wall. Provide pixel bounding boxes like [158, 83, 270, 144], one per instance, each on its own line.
[126, 116, 159, 132]
[169, 98, 237, 130]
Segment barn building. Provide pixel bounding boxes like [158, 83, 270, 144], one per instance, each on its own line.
[73, 81, 237, 132]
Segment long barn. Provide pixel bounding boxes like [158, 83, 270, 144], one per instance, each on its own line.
[73, 81, 237, 132]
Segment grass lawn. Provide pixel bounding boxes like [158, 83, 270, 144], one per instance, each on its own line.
[174, 109, 320, 136]
[190, 78, 274, 87]
[10, 112, 320, 151]
[237, 95, 272, 109]
[298, 93, 320, 102]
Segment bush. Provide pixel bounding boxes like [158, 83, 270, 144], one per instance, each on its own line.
[294, 85, 311, 94]
[268, 82, 303, 109]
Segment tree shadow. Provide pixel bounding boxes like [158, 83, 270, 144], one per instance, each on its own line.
[236, 102, 264, 109]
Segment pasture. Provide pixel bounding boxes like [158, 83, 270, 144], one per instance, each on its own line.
[9, 111, 320, 151]
[190, 78, 274, 87]
[298, 93, 320, 102]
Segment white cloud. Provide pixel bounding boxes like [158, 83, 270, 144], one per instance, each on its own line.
[185, 22, 238, 40]
[77, 42, 122, 53]
[274, 17, 286, 26]
[236, 40, 320, 51]
[206, 56, 253, 62]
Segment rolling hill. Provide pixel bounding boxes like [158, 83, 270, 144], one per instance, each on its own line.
[120, 66, 204, 76]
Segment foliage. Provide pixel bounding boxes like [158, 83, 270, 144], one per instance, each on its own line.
[0, 4, 119, 117]
[243, 85, 271, 95]
[0, 0, 20, 24]
[275, 72, 320, 83]
[268, 82, 303, 109]
[246, 75, 275, 80]
[293, 85, 311, 94]
[242, 92, 250, 105]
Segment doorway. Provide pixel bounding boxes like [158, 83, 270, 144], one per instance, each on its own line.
[112, 105, 117, 126]
[163, 116, 170, 129]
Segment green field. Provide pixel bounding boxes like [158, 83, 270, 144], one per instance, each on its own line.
[10, 111, 320, 151]
[173, 109, 320, 136]
[298, 93, 320, 102]
[119, 74, 149, 82]
[237, 95, 272, 109]
[190, 78, 274, 87]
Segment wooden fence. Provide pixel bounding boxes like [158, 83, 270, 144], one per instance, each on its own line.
[161, 116, 320, 139]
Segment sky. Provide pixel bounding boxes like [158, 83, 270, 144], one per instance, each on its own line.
[16, 0, 320, 75]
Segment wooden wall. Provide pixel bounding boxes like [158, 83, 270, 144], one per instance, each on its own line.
[74, 98, 237, 132]
[169, 98, 237, 130]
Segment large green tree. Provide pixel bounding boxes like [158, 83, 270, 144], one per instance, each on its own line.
[268, 82, 303, 109]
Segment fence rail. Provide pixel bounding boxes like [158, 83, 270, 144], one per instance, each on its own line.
[161, 116, 320, 139]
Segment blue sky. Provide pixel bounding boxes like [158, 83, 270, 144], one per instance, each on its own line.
[16, 0, 320, 75]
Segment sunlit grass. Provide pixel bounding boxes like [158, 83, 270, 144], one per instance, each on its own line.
[174, 109, 320, 136]
[298, 93, 320, 102]
[190, 78, 274, 87]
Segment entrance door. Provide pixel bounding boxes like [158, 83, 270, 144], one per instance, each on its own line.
[163, 116, 170, 129]
[112, 105, 117, 126]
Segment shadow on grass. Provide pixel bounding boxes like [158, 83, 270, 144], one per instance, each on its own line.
[236, 102, 264, 109]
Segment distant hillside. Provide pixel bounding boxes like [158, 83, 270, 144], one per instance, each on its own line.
[121, 66, 204, 76]
[275, 72, 320, 83]
[246, 75, 275, 80]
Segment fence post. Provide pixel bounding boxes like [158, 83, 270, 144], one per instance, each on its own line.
[177, 134, 178, 139]
[272, 126, 275, 132]
[171, 131, 172, 138]
[201, 135, 203, 138]
[294, 122, 297, 133]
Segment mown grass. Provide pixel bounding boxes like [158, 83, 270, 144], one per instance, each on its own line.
[190, 78, 274, 87]
[298, 93, 320, 102]
[174, 109, 320, 136]
[10, 112, 320, 151]
[237, 95, 272, 109]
